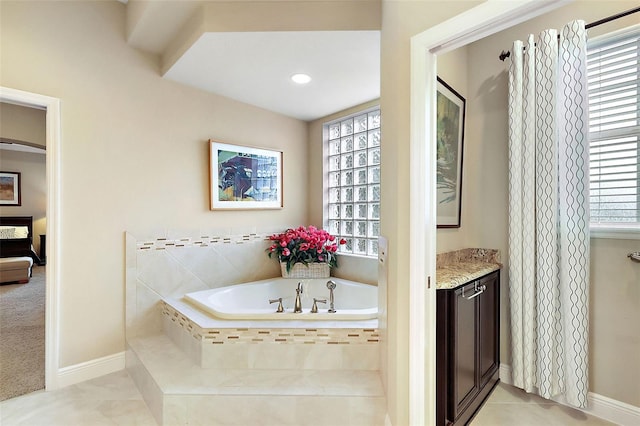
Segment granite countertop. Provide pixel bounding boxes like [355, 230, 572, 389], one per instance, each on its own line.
[436, 248, 501, 290]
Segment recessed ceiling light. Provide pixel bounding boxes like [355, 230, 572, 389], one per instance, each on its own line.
[291, 73, 312, 84]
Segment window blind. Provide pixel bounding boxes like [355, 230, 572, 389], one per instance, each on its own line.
[587, 26, 640, 225]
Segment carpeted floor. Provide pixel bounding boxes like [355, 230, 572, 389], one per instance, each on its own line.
[0, 265, 45, 401]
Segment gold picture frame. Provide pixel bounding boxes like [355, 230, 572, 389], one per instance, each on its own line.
[209, 140, 283, 210]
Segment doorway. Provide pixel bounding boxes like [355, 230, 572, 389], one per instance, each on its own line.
[0, 86, 61, 392]
[407, 1, 569, 423]
[0, 104, 46, 399]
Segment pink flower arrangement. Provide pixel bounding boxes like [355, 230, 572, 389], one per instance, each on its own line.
[267, 225, 346, 273]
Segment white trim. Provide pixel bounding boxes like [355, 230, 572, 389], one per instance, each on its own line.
[56, 352, 125, 389]
[587, 393, 640, 426]
[0, 86, 62, 391]
[588, 23, 640, 47]
[591, 225, 640, 240]
[384, 413, 392, 426]
[408, 1, 570, 424]
[499, 363, 640, 426]
[499, 363, 513, 384]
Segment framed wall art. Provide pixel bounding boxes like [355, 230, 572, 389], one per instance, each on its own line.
[0, 171, 21, 206]
[209, 140, 283, 210]
[436, 77, 466, 228]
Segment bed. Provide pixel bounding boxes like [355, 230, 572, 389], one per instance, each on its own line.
[0, 216, 42, 265]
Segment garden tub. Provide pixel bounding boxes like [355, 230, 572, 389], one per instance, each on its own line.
[184, 277, 377, 320]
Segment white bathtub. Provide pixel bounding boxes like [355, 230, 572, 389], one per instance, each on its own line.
[184, 277, 378, 320]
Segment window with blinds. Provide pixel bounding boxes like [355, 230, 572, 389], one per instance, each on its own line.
[587, 26, 640, 226]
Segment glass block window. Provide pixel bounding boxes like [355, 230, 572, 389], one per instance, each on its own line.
[324, 107, 381, 257]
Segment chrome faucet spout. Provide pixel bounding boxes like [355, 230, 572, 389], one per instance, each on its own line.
[294, 282, 303, 313]
[326, 280, 336, 313]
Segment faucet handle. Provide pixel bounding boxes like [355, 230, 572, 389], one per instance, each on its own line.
[311, 298, 327, 313]
[269, 298, 284, 313]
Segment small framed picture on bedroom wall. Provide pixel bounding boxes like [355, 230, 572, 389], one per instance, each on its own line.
[436, 77, 466, 228]
[209, 140, 283, 210]
[0, 171, 21, 206]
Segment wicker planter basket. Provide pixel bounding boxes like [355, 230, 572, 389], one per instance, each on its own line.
[280, 262, 330, 279]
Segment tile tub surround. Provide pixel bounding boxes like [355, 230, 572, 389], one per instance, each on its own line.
[162, 300, 380, 370]
[126, 230, 281, 339]
[436, 248, 502, 290]
[126, 231, 387, 425]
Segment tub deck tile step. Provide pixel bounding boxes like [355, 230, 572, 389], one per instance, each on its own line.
[127, 334, 384, 398]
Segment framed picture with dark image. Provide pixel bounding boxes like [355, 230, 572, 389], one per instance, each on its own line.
[0, 171, 21, 206]
[436, 77, 465, 228]
[209, 140, 283, 210]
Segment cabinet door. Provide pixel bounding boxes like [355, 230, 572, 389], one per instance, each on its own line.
[478, 272, 500, 386]
[453, 282, 478, 418]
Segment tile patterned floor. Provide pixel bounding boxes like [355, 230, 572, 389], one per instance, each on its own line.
[470, 383, 616, 426]
[0, 370, 156, 426]
[0, 371, 617, 426]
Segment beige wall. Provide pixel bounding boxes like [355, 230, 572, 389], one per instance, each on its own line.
[0, 1, 309, 367]
[380, 2, 483, 424]
[465, 0, 640, 407]
[436, 46, 471, 253]
[0, 102, 46, 147]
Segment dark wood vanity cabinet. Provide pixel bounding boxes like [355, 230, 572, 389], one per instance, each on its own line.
[436, 270, 500, 426]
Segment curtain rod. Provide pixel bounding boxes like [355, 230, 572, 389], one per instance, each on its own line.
[498, 6, 640, 61]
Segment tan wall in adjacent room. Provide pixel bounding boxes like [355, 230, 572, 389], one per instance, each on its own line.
[0, 102, 46, 147]
[0, 150, 47, 254]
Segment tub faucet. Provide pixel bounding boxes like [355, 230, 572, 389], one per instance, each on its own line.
[326, 280, 336, 313]
[294, 282, 303, 313]
[311, 298, 327, 313]
[269, 297, 284, 313]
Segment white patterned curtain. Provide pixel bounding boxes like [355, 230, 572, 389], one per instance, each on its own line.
[507, 20, 590, 408]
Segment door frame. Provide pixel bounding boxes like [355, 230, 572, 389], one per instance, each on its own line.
[408, 1, 571, 423]
[1, 86, 61, 390]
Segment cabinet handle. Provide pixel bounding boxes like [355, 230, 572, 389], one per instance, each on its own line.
[462, 284, 486, 300]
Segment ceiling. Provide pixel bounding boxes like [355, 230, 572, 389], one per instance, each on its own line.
[163, 30, 381, 122]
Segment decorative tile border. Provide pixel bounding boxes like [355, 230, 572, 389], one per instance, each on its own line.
[137, 233, 269, 251]
[162, 302, 379, 345]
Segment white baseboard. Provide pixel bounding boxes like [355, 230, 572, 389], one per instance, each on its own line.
[55, 351, 125, 389]
[499, 363, 640, 426]
[499, 363, 513, 385]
